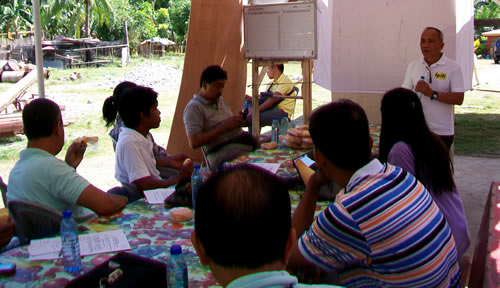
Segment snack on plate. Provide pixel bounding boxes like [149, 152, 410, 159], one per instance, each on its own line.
[261, 142, 277, 150]
[300, 142, 314, 149]
[296, 124, 309, 130]
[75, 136, 99, 144]
[301, 137, 313, 145]
[286, 134, 301, 145]
[169, 207, 193, 222]
[183, 158, 193, 168]
[289, 144, 304, 150]
[287, 128, 309, 138]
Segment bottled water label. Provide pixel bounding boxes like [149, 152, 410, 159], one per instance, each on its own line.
[61, 232, 81, 272]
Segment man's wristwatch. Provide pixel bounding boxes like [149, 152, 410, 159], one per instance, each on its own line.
[431, 91, 438, 100]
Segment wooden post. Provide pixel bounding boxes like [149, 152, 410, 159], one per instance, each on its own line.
[123, 21, 130, 65]
[249, 58, 313, 131]
[302, 59, 313, 124]
[251, 60, 260, 136]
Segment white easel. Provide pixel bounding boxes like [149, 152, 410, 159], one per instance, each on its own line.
[249, 59, 313, 136]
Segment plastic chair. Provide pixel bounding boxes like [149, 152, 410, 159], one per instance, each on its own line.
[200, 145, 214, 172]
[8, 200, 63, 244]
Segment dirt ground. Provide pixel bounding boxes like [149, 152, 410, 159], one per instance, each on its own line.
[455, 155, 500, 257]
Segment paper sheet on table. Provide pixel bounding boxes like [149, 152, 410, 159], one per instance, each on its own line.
[144, 187, 175, 204]
[28, 230, 131, 261]
[250, 163, 281, 174]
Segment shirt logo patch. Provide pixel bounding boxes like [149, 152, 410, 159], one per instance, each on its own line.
[435, 72, 447, 80]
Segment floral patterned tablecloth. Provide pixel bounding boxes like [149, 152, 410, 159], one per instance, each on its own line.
[0, 125, 380, 288]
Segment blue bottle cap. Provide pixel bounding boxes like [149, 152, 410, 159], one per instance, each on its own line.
[62, 210, 72, 218]
[170, 245, 182, 255]
[272, 117, 278, 120]
[194, 164, 201, 170]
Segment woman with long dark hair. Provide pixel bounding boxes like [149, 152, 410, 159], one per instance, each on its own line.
[379, 87, 470, 258]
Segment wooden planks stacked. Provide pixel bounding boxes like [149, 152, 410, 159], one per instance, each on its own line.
[0, 109, 76, 137]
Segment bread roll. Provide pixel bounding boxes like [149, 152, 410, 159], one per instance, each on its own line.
[261, 142, 277, 150]
[75, 136, 99, 144]
[287, 128, 309, 138]
[301, 137, 313, 145]
[169, 208, 193, 222]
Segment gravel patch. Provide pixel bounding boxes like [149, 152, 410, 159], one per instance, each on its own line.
[96, 62, 183, 92]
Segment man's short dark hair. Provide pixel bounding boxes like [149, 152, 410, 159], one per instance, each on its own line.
[23, 98, 61, 140]
[274, 64, 284, 73]
[309, 99, 371, 170]
[118, 86, 158, 129]
[194, 164, 291, 269]
[199, 65, 228, 88]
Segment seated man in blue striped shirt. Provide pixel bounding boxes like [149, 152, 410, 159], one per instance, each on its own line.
[288, 100, 461, 287]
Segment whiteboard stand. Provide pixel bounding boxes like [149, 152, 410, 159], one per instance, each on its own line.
[250, 58, 313, 137]
[244, 1, 316, 137]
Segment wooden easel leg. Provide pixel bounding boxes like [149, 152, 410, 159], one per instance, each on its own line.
[252, 60, 260, 137]
[302, 59, 313, 124]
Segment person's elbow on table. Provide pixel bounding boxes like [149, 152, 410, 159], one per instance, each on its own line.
[77, 185, 127, 216]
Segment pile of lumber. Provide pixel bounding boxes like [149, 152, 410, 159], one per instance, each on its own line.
[0, 107, 76, 137]
[0, 60, 36, 83]
[0, 60, 52, 137]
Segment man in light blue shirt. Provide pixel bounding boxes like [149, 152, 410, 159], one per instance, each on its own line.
[8, 98, 127, 219]
[191, 164, 340, 287]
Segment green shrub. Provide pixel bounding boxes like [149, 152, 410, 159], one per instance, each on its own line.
[475, 43, 488, 57]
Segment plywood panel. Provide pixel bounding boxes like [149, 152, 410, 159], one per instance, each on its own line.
[167, 0, 247, 162]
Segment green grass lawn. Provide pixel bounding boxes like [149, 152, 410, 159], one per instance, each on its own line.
[455, 89, 500, 156]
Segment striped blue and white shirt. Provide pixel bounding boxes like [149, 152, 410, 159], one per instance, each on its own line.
[299, 159, 461, 287]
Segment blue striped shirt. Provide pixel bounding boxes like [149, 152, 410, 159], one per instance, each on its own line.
[299, 159, 461, 287]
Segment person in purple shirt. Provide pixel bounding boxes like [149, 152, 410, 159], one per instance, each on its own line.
[378, 87, 470, 262]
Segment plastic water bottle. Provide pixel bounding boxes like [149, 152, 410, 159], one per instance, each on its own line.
[416, 76, 425, 99]
[167, 245, 188, 288]
[271, 117, 280, 144]
[191, 164, 202, 210]
[280, 116, 288, 136]
[60, 210, 81, 273]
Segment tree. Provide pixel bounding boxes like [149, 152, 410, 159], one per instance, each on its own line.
[84, 0, 113, 38]
[40, 0, 112, 38]
[475, 0, 500, 19]
[169, 0, 190, 46]
[0, 0, 32, 36]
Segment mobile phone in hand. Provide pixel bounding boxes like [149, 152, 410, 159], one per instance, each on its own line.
[293, 151, 317, 170]
[0, 263, 16, 275]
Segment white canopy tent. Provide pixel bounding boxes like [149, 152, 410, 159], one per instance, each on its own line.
[314, 0, 474, 94]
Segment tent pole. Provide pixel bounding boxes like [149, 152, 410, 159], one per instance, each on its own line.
[32, 0, 45, 98]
